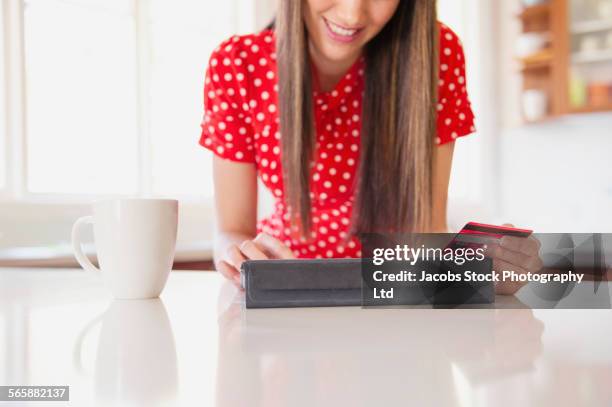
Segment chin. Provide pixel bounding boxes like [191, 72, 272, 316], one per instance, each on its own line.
[318, 42, 360, 63]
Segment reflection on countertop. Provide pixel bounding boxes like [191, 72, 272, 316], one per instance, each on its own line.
[0, 269, 611, 406]
[216, 284, 545, 407]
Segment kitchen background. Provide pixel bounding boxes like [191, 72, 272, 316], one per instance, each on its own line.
[0, 0, 611, 267]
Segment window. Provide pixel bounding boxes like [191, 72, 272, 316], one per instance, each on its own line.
[0, 0, 266, 255]
[4, 0, 256, 199]
[0, 2, 6, 190]
[24, 0, 139, 194]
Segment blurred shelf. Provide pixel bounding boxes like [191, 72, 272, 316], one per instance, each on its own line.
[571, 49, 612, 64]
[519, 49, 554, 70]
[519, 3, 551, 20]
[569, 103, 612, 114]
[571, 19, 612, 34]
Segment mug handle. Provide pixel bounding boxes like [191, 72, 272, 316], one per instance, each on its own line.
[71, 216, 100, 273]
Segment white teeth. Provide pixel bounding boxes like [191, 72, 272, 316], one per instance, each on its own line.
[326, 20, 357, 37]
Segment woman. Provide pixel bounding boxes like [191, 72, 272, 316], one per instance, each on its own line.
[200, 0, 541, 294]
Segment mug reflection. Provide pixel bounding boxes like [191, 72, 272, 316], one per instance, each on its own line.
[93, 299, 178, 407]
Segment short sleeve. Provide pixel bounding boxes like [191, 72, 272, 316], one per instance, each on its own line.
[436, 24, 476, 146]
[199, 37, 255, 163]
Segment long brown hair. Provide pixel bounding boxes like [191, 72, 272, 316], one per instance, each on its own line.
[277, 0, 438, 236]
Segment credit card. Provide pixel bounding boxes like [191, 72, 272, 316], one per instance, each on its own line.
[448, 222, 533, 250]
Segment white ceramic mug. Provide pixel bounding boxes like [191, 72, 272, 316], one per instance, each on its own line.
[71, 199, 178, 299]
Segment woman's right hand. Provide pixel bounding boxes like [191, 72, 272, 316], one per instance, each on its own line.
[216, 232, 296, 289]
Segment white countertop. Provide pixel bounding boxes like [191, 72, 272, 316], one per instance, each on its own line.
[1, 268, 611, 407]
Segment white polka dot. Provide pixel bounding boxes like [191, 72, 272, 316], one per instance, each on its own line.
[236, 151, 244, 159]
[261, 144, 269, 152]
[262, 91, 270, 100]
[444, 48, 451, 56]
[271, 174, 278, 183]
[254, 78, 262, 87]
[324, 181, 332, 188]
[224, 73, 232, 81]
[251, 44, 259, 52]
[259, 58, 267, 66]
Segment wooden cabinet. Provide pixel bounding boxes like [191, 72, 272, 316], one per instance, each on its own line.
[519, 0, 612, 122]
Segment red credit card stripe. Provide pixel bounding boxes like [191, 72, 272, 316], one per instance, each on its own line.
[459, 229, 503, 239]
[464, 222, 532, 237]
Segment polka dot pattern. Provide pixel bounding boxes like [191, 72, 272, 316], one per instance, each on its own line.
[436, 23, 476, 144]
[200, 23, 475, 259]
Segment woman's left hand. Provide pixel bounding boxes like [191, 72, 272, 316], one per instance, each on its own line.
[487, 223, 543, 295]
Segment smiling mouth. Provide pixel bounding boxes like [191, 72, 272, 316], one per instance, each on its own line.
[323, 17, 363, 41]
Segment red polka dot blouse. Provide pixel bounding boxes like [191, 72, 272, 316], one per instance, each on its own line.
[200, 23, 475, 259]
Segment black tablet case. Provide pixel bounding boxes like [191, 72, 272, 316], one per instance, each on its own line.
[241, 258, 494, 308]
